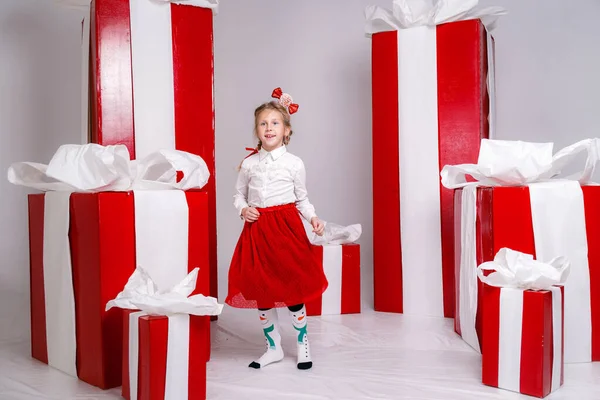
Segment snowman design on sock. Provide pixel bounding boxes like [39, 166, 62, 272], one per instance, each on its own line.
[290, 305, 312, 370]
[249, 308, 284, 369]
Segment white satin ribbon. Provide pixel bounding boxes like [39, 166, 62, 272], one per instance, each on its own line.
[43, 192, 78, 377]
[321, 246, 344, 315]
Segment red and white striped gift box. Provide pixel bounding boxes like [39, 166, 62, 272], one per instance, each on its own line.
[306, 244, 361, 316]
[370, 19, 495, 318]
[122, 311, 210, 400]
[84, 0, 219, 300]
[27, 190, 210, 389]
[454, 184, 600, 362]
[482, 285, 564, 398]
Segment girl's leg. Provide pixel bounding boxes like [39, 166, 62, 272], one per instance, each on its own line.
[288, 304, 312, 370]
[249, 308, 284, 369]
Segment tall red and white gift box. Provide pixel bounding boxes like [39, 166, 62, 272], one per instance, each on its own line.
[445, 138, 600, 363]
[83, 0, 219, 301]
[365, 1, 504, 317]
[306, 244, 361, 317]
[10, 144, 212, 389]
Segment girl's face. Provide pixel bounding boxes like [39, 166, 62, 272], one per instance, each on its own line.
[256, 109, 290, 152]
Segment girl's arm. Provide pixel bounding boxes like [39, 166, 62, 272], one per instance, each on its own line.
[233, 167, 250, 216]
[294, 160, 317, 222]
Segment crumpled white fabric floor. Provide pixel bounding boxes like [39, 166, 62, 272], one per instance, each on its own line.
[1, 307, 599, 400]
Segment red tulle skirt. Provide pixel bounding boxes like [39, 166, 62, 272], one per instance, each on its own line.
[225, 203, 328, 309]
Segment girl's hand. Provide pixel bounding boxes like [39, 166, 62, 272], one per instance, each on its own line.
[242, 207, 260, 222]
[311, 217, 325, 236]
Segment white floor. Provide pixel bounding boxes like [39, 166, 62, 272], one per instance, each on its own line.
[1, 307, 599, 400]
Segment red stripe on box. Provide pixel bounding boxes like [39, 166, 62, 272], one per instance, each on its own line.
[305, 246, 324, 316]
[481, 284, 501, 388]
[520, 290, 553, 398]
[90, 0, 135, 158]
[582, 186, 600, 361]
[560, 286, 565, 384]
[69, 193, 136, 389]
[28, 194, 48, 364]
[372, 31, 402, 313]
[185, 191, 211, 361]
[341, 244, 361, 314]
[436, 20, 490, 318]
[171, 5, 218, 302]
[188, 316, 208, 400]
[138, 316, 168, 400]
[490, 187, 537, 257]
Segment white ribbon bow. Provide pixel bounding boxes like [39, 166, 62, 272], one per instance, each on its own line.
[7, 143, 210, 192]
[364, 0, 507, 35]
[106, 267, 223, 316]
[440, 138, 600, 189]
[307, 221, 362, 246]
[478, 248, 570, 291]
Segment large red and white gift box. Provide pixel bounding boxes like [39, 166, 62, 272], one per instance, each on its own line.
[82, 0, 219, 300]
[11, 144, 212, 389]
[122, 312, 210, 400]
[365, 1, 504, 317]
[306, 244, 361, 317]
[445, 139, 600, 363]
[481, 284, 564, 398]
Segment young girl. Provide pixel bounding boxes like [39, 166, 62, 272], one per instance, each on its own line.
[225, 87, 328, 370]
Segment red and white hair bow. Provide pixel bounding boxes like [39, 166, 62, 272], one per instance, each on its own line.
[271, 87, 299, 114]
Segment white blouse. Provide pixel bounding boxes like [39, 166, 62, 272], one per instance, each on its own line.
[233, 145, 317, 222]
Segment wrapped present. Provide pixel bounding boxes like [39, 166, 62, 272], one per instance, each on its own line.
[110, 268, 223, 400]
[306, 244, 361, 316]
[9, 144, 212, 389]
[365, 0, 506, 317]
[84, 0, 219, 301]
[478, 249, 567, 398]
[303, 222, 362, 316]
[444, 138, 600, 363]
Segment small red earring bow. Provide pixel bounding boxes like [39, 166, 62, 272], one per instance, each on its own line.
[271, 87, 299, 114]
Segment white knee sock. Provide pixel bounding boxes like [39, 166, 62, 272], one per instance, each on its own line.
[249, 308, 284, 369]
[290, 305, 312, 370]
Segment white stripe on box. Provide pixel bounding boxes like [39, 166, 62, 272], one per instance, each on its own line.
[165, 315, 191, 400]
[550, 287, 562, 391]
[133, 190, 190, 291]
[321, 245, 343, 315]
[497, 288, 524, 393]
[128, 311, 147, 400]
[43, 192, 78, 377]
[529, 181, 591, 363]
[397, 27, 444, 317]
[129, 0, 176, 159]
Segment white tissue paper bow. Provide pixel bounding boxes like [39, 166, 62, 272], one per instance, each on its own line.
[364, 0, 507, 35]
[440, 138, 600, 189]
[106, 267, 223, 316]
[303, 220, 362, 245]
[477, 248, 570, 291]
[7, 143, 210, 192]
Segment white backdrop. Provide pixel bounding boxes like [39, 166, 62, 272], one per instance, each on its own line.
[1, 0, 599, 343]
